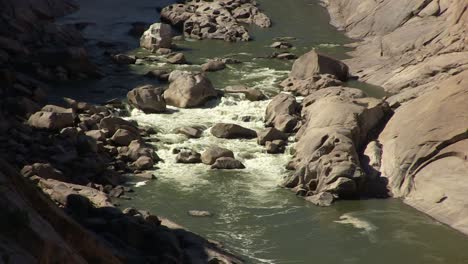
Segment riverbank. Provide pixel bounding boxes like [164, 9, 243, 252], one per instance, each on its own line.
[321, 0, 468, 235]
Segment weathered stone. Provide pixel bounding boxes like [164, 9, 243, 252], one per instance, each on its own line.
[265, 140, 287, 154]
[140, 23, 172, 51]
[21, 163, 65, 181]
[112, 54, 136, 64]
[202, 60, 226, 72]
[290, 50, 349, 81]
[85, 130, 106, 141]
[28, 110, 74, 130]
[111, 129, 140, 146]
[257, 127, 288, 146]
[166, 53, 186, 64]
[127, 85, 167, 113]
[133, 156, 154, 170]
[265, 93, 300, 133]
[201, 147, 234, 165]
[224, 85, 266, 101]
[176, 126, 204, 138]
[176, 150, 202, 164]
[211, 123, 257, 139]
[164, 71, 217, 108]
[211, 157, 245, 170]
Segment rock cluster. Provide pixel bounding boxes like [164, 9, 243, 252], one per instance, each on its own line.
[161, 0, 271, 42]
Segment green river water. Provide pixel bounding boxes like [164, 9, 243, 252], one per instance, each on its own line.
[55, 0, 468, 263]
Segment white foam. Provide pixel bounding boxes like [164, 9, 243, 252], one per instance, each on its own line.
[335, 213, 377, 233]
[135, 181, 147, 187]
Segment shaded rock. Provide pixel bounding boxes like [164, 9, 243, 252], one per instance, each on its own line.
[133, 156, 154, 170]
[28, 110, 74, 130]
[211, 123, 257, 139]
[201, 147, 234, 165]
[266, 140, 287, 154]
[145, 69, 170, 81]
[265, 93, 300, 133]
[112, 54, 136, 65]
[164, 71, 217, 108]
[111, 128, 141, 146]
[21, 163, 65, 181]
[85, 130, 106, 141]
[202, 60, 226, 72]
[211, 157, 245, 170]
[290, 49, 349, 81]
[140, 23, 172, 51]
[99, 116, 139, 135]
[176, 150, 202, 164]
[126, 140, 158, 162]
[127, 85, 167, 113]
[224, 85, 266, 101]
[257, 127, 288, 146]
[166, 53, 186, 64]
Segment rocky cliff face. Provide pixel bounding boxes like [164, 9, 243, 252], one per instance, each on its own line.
[322, 0, 468, 234]
[322, 0, 467, 101]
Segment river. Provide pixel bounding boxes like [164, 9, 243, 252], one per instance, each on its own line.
[55, 0, 468, 263]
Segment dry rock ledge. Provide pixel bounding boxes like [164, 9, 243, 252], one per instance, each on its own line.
[319, 0, 468, 234]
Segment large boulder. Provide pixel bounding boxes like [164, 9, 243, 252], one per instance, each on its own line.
[378, 71, 468, 235]
[164, 71, 217, 108]
[127, 85, 166, 113]
[201, 147, 234, 165]
[264, 93, 300, 133]
[125, 140, 158, 162]
[290, 50, 349, 81]
[111, 128, 141, 146]
[176, 150, 202, 164]
[202, 60, 226, 72]
[28, 105, 75, 130]
[280, 74, 343, 96]
[140, 23, 172, 51]
[210, 123, 257, 139]
[257, 127, 288, 146]
[282, 87, 390, 203]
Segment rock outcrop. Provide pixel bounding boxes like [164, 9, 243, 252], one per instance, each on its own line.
[321, 0, 468, 101]
[140, 23, 172, 51]
[161, 0, 271, 42]
[282, 87, 390, 205]
[378, 72, 468, 235]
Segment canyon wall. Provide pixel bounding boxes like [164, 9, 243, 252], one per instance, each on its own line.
[322, 0, 468, 234]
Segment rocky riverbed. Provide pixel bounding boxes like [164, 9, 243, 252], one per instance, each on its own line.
[1, 0, 467, 263]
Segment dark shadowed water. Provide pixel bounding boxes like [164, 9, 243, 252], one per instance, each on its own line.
[56, 0, 468, 263]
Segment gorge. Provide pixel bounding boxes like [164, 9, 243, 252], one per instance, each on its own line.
[0, 0, 467, 263]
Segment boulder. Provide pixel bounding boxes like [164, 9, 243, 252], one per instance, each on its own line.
[111, 128, 140, 146]
[265, 140, 287, 154]
[290, 50, 349, 81]
[166, 53, 186, 64]
[164, 71, 217, 108]
[85, 130, 106, 141]
[21, 163, 65, 181]
[280, 74, 343, 96]
[176, 150, 202, 164]
[28, 109, 74, 130]
[224, 85, 266, 101]
[176, 126, 204, 138]
[127, 85, 167, 113]
[112, 54, 136, 64]
[140, 23, 172, 51]
[210, 123, 257, 139]
[145, 69, 170, 81]
[125, 140, 158, 162]
[202, 60, 226, 72]
[99, 116, 139, 135]
[211, 157, 245, 170]
[257, 128, 288, 146]
[264, 93, 300, 133]
[201, 147, 234, 165]
[133, 156, 154, 170]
